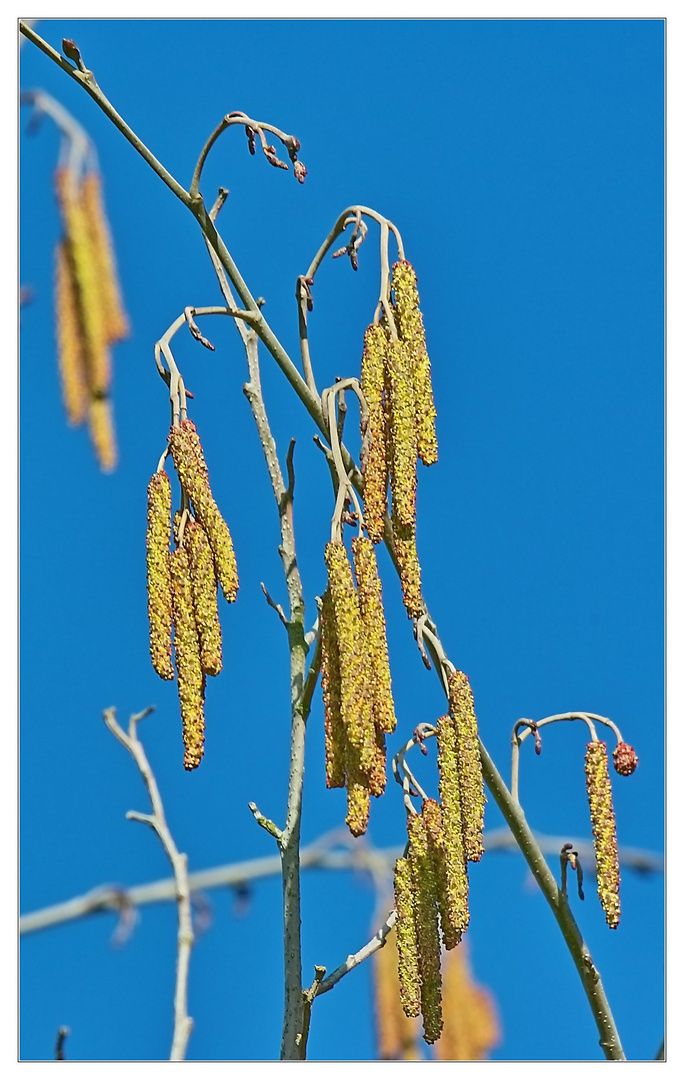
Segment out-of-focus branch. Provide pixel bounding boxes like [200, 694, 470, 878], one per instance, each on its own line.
[19, 829, 663, 936]
[102, 707, 194, 1062]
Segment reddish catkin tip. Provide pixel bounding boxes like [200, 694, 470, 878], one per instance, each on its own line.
[447, 670, 486, 862]
[170, 547, 206, 770]
[585, 741, 621, 928]
[408, 813, 444, 1044]
[360, 324, 390, 544]
[351, 536, 397, 734]
[391, 260, 438, 467]
[613, 742, 638, 776]
[146, 471, 175, 681]
[394, 856, 421, 1019]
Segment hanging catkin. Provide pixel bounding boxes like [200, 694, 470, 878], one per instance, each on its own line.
[146, 471, 175, 681]
[585, 740, 621, 928]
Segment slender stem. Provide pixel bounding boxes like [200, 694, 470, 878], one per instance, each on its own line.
[102, 708, 194, 1061]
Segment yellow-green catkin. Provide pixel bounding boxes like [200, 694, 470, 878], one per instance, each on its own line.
[391, 260, 438, 467]
[386, 339, 417, 533]
[360, 324, 389, 544]
[184, 519, 222, 677]
[436, 714, 470, 936]
[393, 532, 424, 619]
[373, 917, 422, 1060]
[320, 589, 346, 789]
[345, 771, 371, 838]
[81, 171, 129, 344]
[408, 813, 444, 1045]
[55, 241, 88, 426]
[324, 541, 376, 776]
[146, 471, 175, 681]
[394, 856, 421, 1019]
[585, 741, 621, 929]
[447, 670, 486, 863]
[351, 536, 396, 734]
[88, 396, 117, 472]
[421, 798, 462, 951]
[170, 546, 205, 770]
[168, 420, 239, 603]
[55, 168, 111, 398]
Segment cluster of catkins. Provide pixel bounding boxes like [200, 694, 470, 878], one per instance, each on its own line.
[584, 738, 638, 929]
[360, 260, 438, 617]
[54, 168, 127, 471]
[146, 419, 238, 769]
[393, 671, 486, 1044]
[321, 537, 396, 836]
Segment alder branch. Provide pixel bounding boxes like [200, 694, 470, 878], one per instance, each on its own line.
[102, 707, 194, 1062]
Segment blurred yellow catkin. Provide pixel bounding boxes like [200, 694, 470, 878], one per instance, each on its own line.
[434, 945, 501, 1061]
[54, 241, 88, 425]
[80, 171, 129, 344]
[373, 924, 423, 1060]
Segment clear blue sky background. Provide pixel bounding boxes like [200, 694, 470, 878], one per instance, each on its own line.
[20, 18, 664, 1063]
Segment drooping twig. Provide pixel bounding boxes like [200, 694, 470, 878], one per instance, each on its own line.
[102, 707, 194, 1062]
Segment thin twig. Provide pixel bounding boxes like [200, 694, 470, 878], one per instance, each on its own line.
[315, 908, 398, 996]
[102, 707, 194, 1062]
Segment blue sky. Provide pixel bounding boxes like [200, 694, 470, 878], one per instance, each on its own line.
[19, 18, 664, 1062]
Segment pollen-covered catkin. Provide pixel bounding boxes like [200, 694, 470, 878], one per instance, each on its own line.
[81, 172, 129, 344]
[146, 471, 175, 681]
[393, 530, 424, 619]
[320, 589, 346, 789]
[447, 670, 485, 862]
[170, 547, 205, 770]
[88, 396, 117, 472]
[585, 740, 621, 928]
[421, 798, 461, 951]
[168, 421, 239, 603]
[360, 324, 389, 543]
[436, 714, 470, 936]
[386, 339, 417, 533]
[351, 536, 396, 734]
[345, 775, 371, 838]
[184, 519, 222, 676]
[373, 918, 421, 1060]
[391, 260, 438, 467]
[408, 813, 443, 1044]
[394, 856, 421, 1019]
[324, 541, 376, 776]
[55, 241, 88, 426]
[54, 168, 111, 398]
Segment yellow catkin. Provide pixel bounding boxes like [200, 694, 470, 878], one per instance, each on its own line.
[386, 338, 417, 532]
[585, 741, 621, 929]
[447, 670, 486, 862]
[360, 324, 389, 544]
[320, 589, 346, 789]
[421, 798, 461, 951]
[436, 715, 470, 936]
[366, 726, 388, 799]
[146, 472, 175, 681]
[170, 547, 205, 770]
[345, 773, 371, 838]
[408, 813, 443, 1045]
[351, 536, 396, 734]
[168, 420, 239, 603]
[88, 396, 117, 472]
[184, 519, 222, 677]
[394, 856, 421, 1019]
[374, 921, 422, 1060]
[81, 171, 129, 344]
[434, 945, 501, 1061]
[393, 530, 424, 619]
[391, 260, 438, 467]
[55, 168, 111, 397]
[324, 541, 376, 776]
[55, 241, 88, 426]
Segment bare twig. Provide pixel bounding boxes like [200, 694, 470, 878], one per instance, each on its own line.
[102, 707, 194, 1062]
[316, 908, 398, 996]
